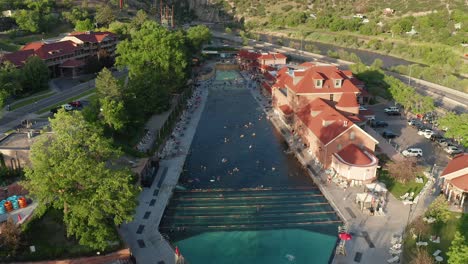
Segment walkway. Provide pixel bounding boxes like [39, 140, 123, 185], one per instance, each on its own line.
[241, 70, 436, 264]
[119, 77, 212, 264]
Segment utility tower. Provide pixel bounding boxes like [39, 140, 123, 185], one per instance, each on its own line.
[159, 0, 174, 28]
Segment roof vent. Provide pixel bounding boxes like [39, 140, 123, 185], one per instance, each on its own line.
[343, 121, 348, 127]
[322, 119, 335, 127]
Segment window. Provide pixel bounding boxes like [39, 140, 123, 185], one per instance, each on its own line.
[334, 79, 342, 88]
[315, 80, 322, 88]
[350, 131, 355, 140]
[330, 94, 334, 101]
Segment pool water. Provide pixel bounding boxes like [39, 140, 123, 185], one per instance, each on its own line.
[161, 70, 339, 264]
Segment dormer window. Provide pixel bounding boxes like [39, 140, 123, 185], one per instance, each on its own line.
[315, 79, 323, 88]
[334, 79, 342, 88]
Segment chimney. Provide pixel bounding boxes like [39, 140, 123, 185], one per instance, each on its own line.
[343, 121, 348, 127]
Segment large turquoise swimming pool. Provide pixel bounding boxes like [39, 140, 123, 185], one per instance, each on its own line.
[160, 70, 339, 263]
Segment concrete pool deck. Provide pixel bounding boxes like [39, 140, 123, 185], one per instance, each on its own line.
[120, 76, 211, 264]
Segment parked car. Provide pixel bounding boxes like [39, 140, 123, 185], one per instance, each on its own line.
[69, 101, 82, 108]
[386, 111, 401, 116]
[418, 129, 432, 136]
[444, 145, 463, 154]
[384, 106, 399, 113]
[430, 134, 443, 141]
[371, 121, 389, 128]
[50, 106, 61, 114]
[408, 119, 419, 126]
[62, 104, 73, 111]
[382, 130, 398, 139]
[423, 130, 435, 139]
[359, 106, 368, 111]
[402, 148, 423, 157]
[437, 138, 452, 148]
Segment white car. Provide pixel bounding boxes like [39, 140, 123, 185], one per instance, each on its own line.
[423, 130, 435, 139]
[402, 148, 423, 157]
[384, 106, 399, 113]
[62, 104, 73, 111]
[359, 106, 368, 111]
[418, 129, 432, 136]
[444, 146, 463, 154]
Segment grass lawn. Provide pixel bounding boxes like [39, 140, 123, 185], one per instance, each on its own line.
[35, 88, 96, 115]
[403, 212, 467, 263]
[378, 170, 427, 199]
[3, 208, 122, 262]
[11, 92, 55, 110]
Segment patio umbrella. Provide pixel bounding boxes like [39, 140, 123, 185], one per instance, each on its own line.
[175, 246, 180, 256]
[339, 232, 352, 241]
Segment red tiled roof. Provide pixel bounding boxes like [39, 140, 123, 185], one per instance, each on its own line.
[69, 31, 116, 43]
[238, 50, 260, 60]
[34, 40, 78, 60]
[1, 50, 35, 67]
[299, 62, 315, 68]
[274, 64, 361, 94]
[274, 53, 287, 59]
[60, 59, 85, 67]
[450, 174, 468, 192]
[296, 98, 353, 145]
[342, 70, 353, 77]
[258, 53, 274, 60]
[21, 41, 44, 51]
[279, 105, 293, 115]
[336, 93, 358, 108]
[335, 144, 373, 165]
[350, 78, 364, 86]
[442, 153, 468, 176]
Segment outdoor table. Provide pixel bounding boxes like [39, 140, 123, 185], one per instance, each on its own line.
[435, 256, 443, 262]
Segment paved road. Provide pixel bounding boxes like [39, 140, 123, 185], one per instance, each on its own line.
[212, 31, 467, 112]
[0, 70, 126, 133]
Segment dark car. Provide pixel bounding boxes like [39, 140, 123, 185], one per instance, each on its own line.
[371, 121, 389, 128]
[50, 106, 61, 115]
[382, 130, 398, 139]
[386, 111, 401, 116]
[430, 134, 443, 141]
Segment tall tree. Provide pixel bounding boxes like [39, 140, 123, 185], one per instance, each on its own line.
[0, 217, 21, 254]
[20, 56, 49, 93]
[116, 21, 189, 92]
[186, 25, 212, 52]
[95, 68, 123, 100]
[426, 195, 451, 223]
[130, 9, 148, 30]
[386, 158, 422, 184]
[95, 5, 116, 26]
[24, 111, 138, 250]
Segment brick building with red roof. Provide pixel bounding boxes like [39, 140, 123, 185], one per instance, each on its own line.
[1, 31, 118, 78]
[271, 62, 379, 184]
[440, 153, 468, 211]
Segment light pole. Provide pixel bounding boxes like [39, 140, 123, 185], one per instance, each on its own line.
[408, 64, 412, 86]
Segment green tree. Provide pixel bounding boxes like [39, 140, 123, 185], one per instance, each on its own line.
[95, 5, 116, 26]
[391, 23, 403, 36]
[14, 9, 40, 32]
[426, 195, 451, 223]
[75, 18, 94, 31]
[100, 98, 127, 131]
[437, 112, 468, 147]
[62, 7, 89, 25]
[447, 231, 468, 264]
[116, 21, 189, 92]
[24, 111, 138, 250]
[0, 61, 22, 96]
[186, 25, 212, 52]
[130, 10, 148, 30]
[96, 68, 122, 99]
[20, 56, 49, 93]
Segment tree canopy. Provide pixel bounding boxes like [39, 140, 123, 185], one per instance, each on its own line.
[437, 112, 468, 148]
[447, 231, 468, 264]
[20, 56, 49, 94]
[116, 21, 189, 92]
[24, 111, 138, 250]
[186, 25, 212, 52]
[95, 4, 116, 26]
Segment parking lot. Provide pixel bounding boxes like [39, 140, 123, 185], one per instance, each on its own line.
[367, 103, 450, 169]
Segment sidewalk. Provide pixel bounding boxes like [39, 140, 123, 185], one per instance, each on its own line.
[242, 71, 435, 264]
[119, 77, 211, 264]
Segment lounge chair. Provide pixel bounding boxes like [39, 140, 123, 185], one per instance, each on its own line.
[430, 236, 440, 244]
[389, 249, 402, 255]
[391, 243, 402, 250]
[387, 255, 399, 263]
[403, 200, 414, 205]
[391, 235, 402, 245]
[400, 193, 409, 199]
[410, 192, 415, 198]
[416, 241, 428, 246]
[433, 250, 441, 256]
